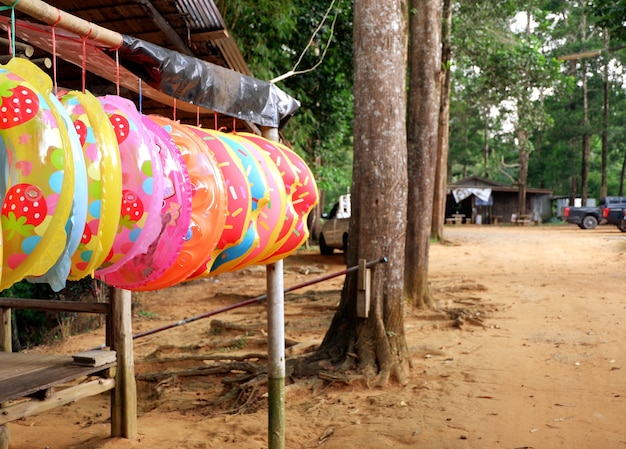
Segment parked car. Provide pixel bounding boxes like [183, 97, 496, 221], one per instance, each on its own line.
[601, 196, 626, 232]
[619, 209, 626, 233]
[319, 194, 350, 256]
[563, 204, 602, 229]
[564, 196, 626, 230]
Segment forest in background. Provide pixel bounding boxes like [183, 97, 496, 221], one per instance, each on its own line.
[218, 0, 626, 208]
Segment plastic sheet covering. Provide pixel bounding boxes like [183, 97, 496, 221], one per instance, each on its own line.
[112, 36, 300, 129]
[0, 17, 300, 129]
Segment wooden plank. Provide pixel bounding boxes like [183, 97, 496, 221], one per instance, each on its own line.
[72, 350, 117, 367]
[0, 298, 109, 315]
[0, 378, 115, 426]
[0, 353, 114, 403]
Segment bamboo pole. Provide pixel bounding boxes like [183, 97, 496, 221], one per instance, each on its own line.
[262, 127, 285, 449]
[0, 0, 123, 48]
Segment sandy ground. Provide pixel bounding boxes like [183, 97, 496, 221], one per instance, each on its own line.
[6, 224, 626, 449]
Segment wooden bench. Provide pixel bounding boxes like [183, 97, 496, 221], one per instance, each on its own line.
[0, 289, 137, 449]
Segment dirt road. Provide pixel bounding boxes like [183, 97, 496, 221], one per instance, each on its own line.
[9, 225, 626, 449]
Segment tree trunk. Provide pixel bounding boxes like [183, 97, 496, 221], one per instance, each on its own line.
[310, 0, 409, 385]
[618, 152, 626, 196]
[600, 28, 609, 200]
[431, 0, 452, 242]
[405, 0, 442, 309]
[517, 130, 529, 215]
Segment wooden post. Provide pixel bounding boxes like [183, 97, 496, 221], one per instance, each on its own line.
[109, 288, 137, 439]
[262, 126, 285, 449]
[266, 260, 285, 449]
[356, 259, 371, 318]
[0, 307, 10, 449]
[0, 308, 10, 352]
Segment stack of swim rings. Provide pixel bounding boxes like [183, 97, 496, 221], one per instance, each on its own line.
[0, 58, 319, 292]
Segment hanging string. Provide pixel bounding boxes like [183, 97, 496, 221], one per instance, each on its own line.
[232, 117, 236, 134]
[0, 0, 19, 57]
[172, 98, 176, 121]
[196, 106, 200, 127]
[213, 112, 217, 130]
[270, 0, 338, 84]
[81, 23, 93, 93]
[50, 9, 61, 95]
[138, 78, 143, 114]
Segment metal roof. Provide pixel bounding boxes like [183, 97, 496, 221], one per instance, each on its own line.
[2, 0, 258, 131]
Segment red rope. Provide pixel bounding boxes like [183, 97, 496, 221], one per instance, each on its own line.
[81, 23, 93, 93]
[50, 9, 61, 95]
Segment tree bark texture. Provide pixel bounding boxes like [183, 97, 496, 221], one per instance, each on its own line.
[313, 0, 409, 384]
[405, 0, 442, 309]
[431, 0, 452, 241]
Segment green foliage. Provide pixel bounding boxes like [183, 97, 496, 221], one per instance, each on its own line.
[219, 0, 354, 208]
[1, 278, 105, 349]
[449, 0, 626, 201]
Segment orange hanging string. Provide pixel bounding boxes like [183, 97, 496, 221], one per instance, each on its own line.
[81, 23, 93, 93]
[232, 117, 236, 134]
[196, 106, 200, 127]
[50, 9, 61, 95]
[213, 113, 217, 130]
[172, 98, 176, 121]
[138, 78, 143, 114]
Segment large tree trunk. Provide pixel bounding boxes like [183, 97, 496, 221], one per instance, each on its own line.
[309, 0, 409, 385]
[405, 0, 442, 309]
[431, 0, 452, 242]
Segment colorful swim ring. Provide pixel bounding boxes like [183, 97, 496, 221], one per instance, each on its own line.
[26, 90, 89, 291]
[207, 132, 269, 276]
[236, 132, 299, 263]
[258, 139, 319, 263]
[134, 116, 227, 290]
[226, 133, 287, 270]
[95, 96, 165, 277]
[0, 59, 76, 290]
[60, 90, 123, 281]
[184, 125, 251, 280]
[103, 116, 193, 289]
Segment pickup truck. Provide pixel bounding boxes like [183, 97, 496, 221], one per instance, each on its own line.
[319, 194, 350, 256]
[564, 196, 626, 230]
[601, 196, 626, 232]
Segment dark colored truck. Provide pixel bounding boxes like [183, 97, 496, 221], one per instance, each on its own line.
[564, 196, 626, 230]
[602, 196, 626, 232]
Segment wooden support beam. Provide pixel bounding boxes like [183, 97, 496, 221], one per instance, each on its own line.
[0, 308, 10, 353]
[190, 29, 229, 42]
[0, 0, 123, 48]
[109, 289, 137, 439]
[133, 0, 194, 56]
[0, 298, 109, 315]
[0, 378, 115, 425]
[0, 308, 10, 449]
